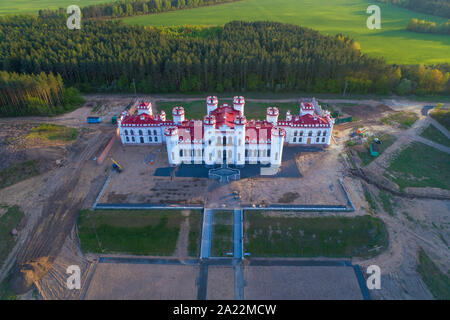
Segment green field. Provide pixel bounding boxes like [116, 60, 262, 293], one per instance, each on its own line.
[417, 248, 450, 300]
[211, 211, 234, 257]
[0, 0, 110, 16]
[420, 124, 450, 147]
[244, 212, 389, 258]
[156, 100, 300, 120]
[0, 205, 24, 266]
[26, 124, 79, 143]
[78, 209, 202, 256]
[120, 0, 450, 65]
[382, 111, 419, 129]
[385, 142, 450, 190]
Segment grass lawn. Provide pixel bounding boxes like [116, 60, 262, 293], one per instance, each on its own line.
[417, 248, 450, 300]
[78, 209, 187, 256]
[244, 212, 388, 258]
[420, 124, 450, 148]
[26, 124, 79, 144]
[0, 273, 17, 300]
[156, 100, 299, 120]
[0, 160, 39, 190]
[357, 133, 397, 166]
[121, 0, 450, 65]
[385, 142, 450, 190]
[188, 211, 202, 257]
[0, 205, 24, 266]
[211, 211, 234, 257]
[381, 111, 419, 129]
[430, 108, 450, 131]
[0, 0, 110, 16]
[378, 190, 395, 216]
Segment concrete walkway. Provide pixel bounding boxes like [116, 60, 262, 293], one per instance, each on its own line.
[200, 209, 213, 259]
[233, 209, 244, 259]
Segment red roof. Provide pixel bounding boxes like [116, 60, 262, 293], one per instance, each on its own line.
[121, 113, 173, 127]
[278, 113, 331, 128]
[245, 120, 274, 143]
[209, 105, 241, 129]
[137, 102, 151, 109]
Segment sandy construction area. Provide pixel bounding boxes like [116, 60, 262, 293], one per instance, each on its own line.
[85, 263, 199, 300]
[244, 266, 363, 300]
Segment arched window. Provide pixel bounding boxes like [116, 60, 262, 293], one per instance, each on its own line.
[316, 137, 320, 143]
[245, 149, 248, 157]
[148, 130, 151, 135]
[308, 131, 312, 137]
[299, 137, 302, 143]
[180, 149, 183, 157]
[323, 131, 327, 137]
[217, 137, 222, 145]
[149, 137, 153, 142]
[139, 130, 143, 136]
[126, 136, 130, 142]
[218, 151, 221, 158]
[238, 139, 242, 146]
[131, 136, 135, 142]
[130, 130, 134, 136]
[154, 130, 157, 135]
[322, 137, 326, 143]
[293, 137, 297, 143]
[228, 137, 233, 145]
[125, 130, 129, 135]
[154, 137, 158, 142]
[223, 136, 227, 146]
[300, 131, 303, 136]
[228, 150, 232, 158]
[317, 131, 321, 136]
[294, 131, 298, 136]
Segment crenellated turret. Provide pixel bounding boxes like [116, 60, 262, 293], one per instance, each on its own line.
[233, 96, 245, 115]
[207, 96, 218, 114]
[137, 101, 152, 116]
[266, 107, 279, 124]
[286, 110, 292, 122]
[165, 127, 180, 166]
[270, 127, 286, 167]
[172, 106, 185, 125]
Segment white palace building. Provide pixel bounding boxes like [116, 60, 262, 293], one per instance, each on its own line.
[118, 96, 334, 167]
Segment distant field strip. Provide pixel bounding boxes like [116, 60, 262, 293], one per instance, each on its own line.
[121, 0, 450, 64]
[0, 1, 111, 15]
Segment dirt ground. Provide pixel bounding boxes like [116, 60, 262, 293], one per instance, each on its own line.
[101, 145, 208, 205]
[244, 266, 363, 300]
[85, 263, 199, 300]
[0, 95, 448, 300]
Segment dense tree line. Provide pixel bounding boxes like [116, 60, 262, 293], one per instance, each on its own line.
[0, 71, 84, 116]
[38, 0, 242, 19]
[375, 0, 450, 19]
[0, 17, 448, 101]
[407, 18, 450, 35]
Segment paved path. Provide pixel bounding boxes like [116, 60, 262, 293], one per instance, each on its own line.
[200, 209, 213, 259]
[233, 209, 244, 259]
